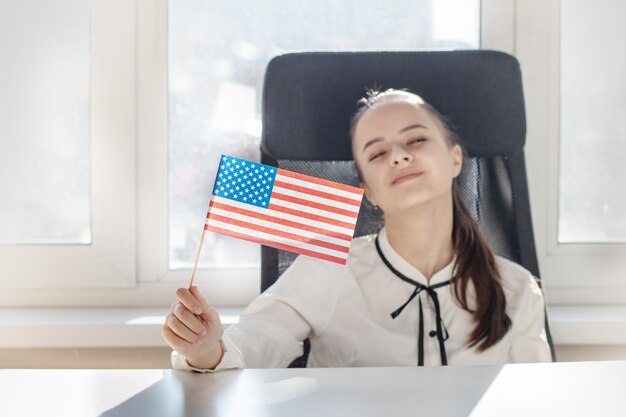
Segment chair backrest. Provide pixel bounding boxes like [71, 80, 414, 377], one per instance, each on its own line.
[260, 50, 555, 360]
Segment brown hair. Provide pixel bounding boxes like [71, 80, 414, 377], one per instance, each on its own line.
[351, 89, 511, 351]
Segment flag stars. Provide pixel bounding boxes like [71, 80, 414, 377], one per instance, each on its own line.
[214, 157, 279, 209]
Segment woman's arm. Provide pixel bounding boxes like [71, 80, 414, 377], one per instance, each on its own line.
[508, 277, 552, 363]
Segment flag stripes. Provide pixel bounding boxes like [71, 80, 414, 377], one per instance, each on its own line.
[266, 202, 357, 230]
[270, 191, 359, 218]
[209, 199, 353, 243]
[204, 225, 349, 265]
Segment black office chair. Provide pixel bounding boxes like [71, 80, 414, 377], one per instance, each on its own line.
[259, 50, 556, 365]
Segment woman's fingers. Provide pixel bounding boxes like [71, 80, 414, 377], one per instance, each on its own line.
[166, 287, 222, 347]
[162, 324, 191, 351]
[190, 286, 221, 324]
[175, 288, 203, 315]
[171, 301, 207, 335]
[166, 313, 205, 344]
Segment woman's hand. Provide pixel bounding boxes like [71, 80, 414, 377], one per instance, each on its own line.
[163, 286, 225, 369]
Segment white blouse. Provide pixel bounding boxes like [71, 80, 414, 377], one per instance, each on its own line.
[172, 228, 551, 371]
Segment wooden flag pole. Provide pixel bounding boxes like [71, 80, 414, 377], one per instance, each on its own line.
[188, 227, 206, 289]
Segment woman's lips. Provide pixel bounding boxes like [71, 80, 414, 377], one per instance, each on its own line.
[391, 171, 423, 185]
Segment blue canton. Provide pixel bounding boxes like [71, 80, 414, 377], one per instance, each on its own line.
[211, 155, 277, 208]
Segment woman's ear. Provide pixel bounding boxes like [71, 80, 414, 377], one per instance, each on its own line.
[451, 144, 463, 178]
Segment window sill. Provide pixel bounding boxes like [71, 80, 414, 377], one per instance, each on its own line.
[547, 305, 626, 345]
[0, 307, 241, 349]
[1, 305, 626, 349]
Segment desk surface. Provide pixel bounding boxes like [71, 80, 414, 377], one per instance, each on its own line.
[1, 360, 625, 417]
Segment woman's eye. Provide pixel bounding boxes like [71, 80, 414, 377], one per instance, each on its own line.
[368, 151, 385, 162]
[408, 137, 425, 145]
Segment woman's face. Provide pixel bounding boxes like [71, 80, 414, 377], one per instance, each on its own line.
[351, 101, 463, 215]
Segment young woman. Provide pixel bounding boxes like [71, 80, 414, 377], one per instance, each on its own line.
[163, 89, 551, 371]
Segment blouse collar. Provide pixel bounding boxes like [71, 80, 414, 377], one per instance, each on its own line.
[377, 227, 456, 287]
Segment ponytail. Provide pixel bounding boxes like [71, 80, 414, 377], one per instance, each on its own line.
[451, 183, 512, 350]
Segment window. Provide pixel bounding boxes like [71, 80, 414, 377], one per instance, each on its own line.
[559, 0, 626, 243]
[166, 0, 481, 278]
[518, 0, 626, 304]
[0, 0, 90, 246]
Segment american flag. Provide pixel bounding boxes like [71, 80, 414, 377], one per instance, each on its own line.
[205, 155, 364, 265]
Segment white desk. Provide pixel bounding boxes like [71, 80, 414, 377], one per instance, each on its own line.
[1, 360, 625, 417]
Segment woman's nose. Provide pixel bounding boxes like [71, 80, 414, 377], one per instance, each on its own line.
[390, 145, 412, 166]
[393, 156, 410, 165]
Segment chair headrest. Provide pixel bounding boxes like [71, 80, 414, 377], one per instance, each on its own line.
[262, 50, 526, 160]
